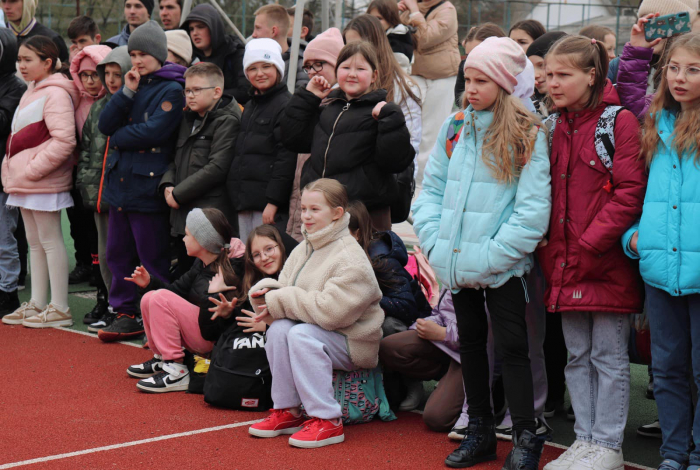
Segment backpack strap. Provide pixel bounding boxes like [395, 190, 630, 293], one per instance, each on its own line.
[543, 112, 560, 153]
[424, 0, 446, 19]
[594, 105, 624, 173]
[445, 111, 465, 159]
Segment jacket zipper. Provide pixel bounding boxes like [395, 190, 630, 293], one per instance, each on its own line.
[322, 102, 350, 178]
[292, 244, 315, 286]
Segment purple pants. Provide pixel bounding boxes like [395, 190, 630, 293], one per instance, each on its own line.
[106, 210, 170, 315]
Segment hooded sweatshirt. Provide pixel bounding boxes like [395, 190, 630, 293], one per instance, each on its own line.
[5, 0, 69, 62]
[181, 5, 249, 104]
[1, 73, 80, 194]
[0, 28, 27, 181]
[76, 46, 132, 213]
[70, 45, 112, 138]
[106, 24, 132, 48]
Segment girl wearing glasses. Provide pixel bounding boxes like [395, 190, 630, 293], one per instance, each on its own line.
[226, 38, 297, 244]
[620, 28, 700, 470]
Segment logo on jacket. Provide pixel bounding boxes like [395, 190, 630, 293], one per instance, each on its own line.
[241, 398, 260, 408]
[231, 333, 265, 350]
[573, 290, 582, 299]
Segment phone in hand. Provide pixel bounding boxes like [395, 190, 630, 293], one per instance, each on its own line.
[644, 11, 692, 41]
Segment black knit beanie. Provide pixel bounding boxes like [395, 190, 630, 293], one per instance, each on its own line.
[526, 31, 568, 58]
[127, 0, 155, 17]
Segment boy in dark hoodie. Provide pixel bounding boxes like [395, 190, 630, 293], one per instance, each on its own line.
[0, 29, 27, 318]
[160, 62, 241, 277]
[98, 21, 186, 342]
[181, 4, 249, 105]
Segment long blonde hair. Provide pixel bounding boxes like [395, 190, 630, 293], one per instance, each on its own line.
[641, 33, 700, 167]
[462, 87, 541, 184]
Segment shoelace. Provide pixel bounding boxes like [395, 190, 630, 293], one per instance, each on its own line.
[16, 302, 39, 318]
[300, 417, 323, 431]
[516, 445, 542, 469]
[456, 428, 485, 453]
[578, 445, 604, 464]
[263, 409, 289, 422]
[38, 306, 60, 322]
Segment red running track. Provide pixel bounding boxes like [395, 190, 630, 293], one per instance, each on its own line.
[0, 325, 637, 469]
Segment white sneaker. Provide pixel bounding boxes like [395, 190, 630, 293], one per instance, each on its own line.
[22, 304, 73, 328]
[569, 445, 624, 470]
[544, 440, 592, 470]
[136, 362, 190, 393]
[2, 300, 43, 325]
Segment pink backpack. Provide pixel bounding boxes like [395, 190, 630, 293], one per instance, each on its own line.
[404, 246, 440, 307]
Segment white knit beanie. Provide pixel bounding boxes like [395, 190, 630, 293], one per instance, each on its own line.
[165, 30, 193, 65]
[243, 38, 285, 79]
[638, 0, 699, 24]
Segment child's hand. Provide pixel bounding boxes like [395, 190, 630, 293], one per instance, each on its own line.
[253, 305, 274, 325]
[372, 101, 387, 120]
[630, 231, 639, 254]
[416, 318, 447, 342]
[125, 265, 150, 288]
[262, 203, 278, 225]
[236, 309, 268, 332]
[208, 266, 237, 294]
[307, 75, 332, 99]
[250, 287, 270, 298]
[208, 293, 237, 320]
[125, 66, 141, 92]
[630, 13, 662, 49]
[537, 238, 549, 248]
[164, 187, 179, 209]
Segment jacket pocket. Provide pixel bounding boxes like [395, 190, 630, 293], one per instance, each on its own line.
[578, 147, 609, 176]
[132, 159, 168, 200]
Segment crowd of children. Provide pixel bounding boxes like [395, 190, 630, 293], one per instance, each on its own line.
[0, 0, 700, 468]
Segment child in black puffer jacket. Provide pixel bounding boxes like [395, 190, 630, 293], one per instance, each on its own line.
[280, 41, 414, 231]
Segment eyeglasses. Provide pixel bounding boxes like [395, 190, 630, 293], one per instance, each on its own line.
[79, 72, 100, 82]
[664, 64, 700, 79]
[182, 87, 216, 97]
[302, 61, 326, 74]
[251, 244, 279, 263]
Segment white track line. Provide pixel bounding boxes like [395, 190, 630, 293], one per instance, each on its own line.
[0, 419, 262, 469]
[55, 326, 142, 348]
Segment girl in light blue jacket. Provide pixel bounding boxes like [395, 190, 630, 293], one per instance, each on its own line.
[413, 37, 551, 469]
[622, 33, 700, 469]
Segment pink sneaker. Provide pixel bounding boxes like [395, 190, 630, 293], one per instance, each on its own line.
[288, 418, 345, 448]
[249, 409, 305, 438]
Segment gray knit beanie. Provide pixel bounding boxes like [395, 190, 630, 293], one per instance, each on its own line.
[186, 208, 228, 254]
[128, 20, 168, 64]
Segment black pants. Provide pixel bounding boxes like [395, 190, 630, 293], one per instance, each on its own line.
[67, 168, 98, 267]
[452, 276, 536, 434]
[543, 312, 568, 404]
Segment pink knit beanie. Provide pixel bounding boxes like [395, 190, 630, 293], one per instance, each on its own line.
[303, 27, 344, 68]
[78, 56, 98, 74]
[464, 37, 527, 95]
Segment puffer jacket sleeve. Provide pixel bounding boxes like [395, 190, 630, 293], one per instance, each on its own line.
[266, 107, 297, 208]
[487, 129, 551, 274]
[374, 102, 415, 173]
[616, 43, 655, 119]
[172, 113, 241, 205]
[406, 4, 458, 52]
[579, 111, 647, 254]
[280, 87, 322, 153]
[76, 108, 94, 192]
[26, 90, 77, 181]
[411, 117, 452, 258]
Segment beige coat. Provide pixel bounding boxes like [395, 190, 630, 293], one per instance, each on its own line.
[250, 213, 384, 369]
[401, 0, 460, 80]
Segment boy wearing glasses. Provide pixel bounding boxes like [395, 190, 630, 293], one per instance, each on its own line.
[160, 62, 241, 275]
[97, 21, 186, 342]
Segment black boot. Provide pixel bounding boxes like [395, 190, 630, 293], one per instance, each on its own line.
[445, 417, 497, 468]
[0, 290, 20, 317]
[501, 429, 545, 470]
[69, 263, 92, 284]
[83, 287, 109, 325]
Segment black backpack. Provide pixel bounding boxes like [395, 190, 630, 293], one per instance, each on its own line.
[390, 162, 415, 224]
[203, 323, 272, 411]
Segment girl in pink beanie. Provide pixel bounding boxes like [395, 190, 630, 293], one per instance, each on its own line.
[413, 36, 551, 469]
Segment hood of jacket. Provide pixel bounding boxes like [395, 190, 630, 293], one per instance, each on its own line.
[6, 0, 36, 35]
[182, 4, 227, 51]
[96, 46, 132, 96]
[302, 212, 352, 250]
[106, 24, 131, 47]
[32, 73, 81, 104]
[70, 45, 112, 101]
[368, 230, 409, 267]
[149, 62, 187, 85]
[0, 27, 19, 77]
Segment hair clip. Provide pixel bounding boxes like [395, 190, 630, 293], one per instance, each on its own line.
[591, 38, 597, 45]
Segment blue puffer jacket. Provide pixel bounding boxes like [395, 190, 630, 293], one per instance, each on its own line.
[412, 107, 551, 291]
[98, 66, 185, 213]
[622, 109, 700, 296]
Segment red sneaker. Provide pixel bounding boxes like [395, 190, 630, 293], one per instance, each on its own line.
[249, 409, 305, 438]
[288, 417, 345, 448]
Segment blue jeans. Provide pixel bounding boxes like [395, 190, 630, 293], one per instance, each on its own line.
[562, 312, 631, 449]
[646, 284, 700, 465]
[0, 190, 20, 292]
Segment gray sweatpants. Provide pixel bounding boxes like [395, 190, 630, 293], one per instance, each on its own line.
[266, 319, 357, 420]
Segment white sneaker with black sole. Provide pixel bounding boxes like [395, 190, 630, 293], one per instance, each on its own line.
[136, 362, 189, 393]
[127, 355, 164, 378]
[495, 418, 550, 441]
[636, 420, 662, 438]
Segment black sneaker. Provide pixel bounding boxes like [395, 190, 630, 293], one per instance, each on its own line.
[445, 417, 497, 468]
[97, 313, 144, 342]
[496, 419, 550, 441]
[637, 420, 662, 438]
[83, 291, 108, 325]
[87, 309, 117, 333]
[646, 375, 655, 400]
[502, 429, 545, 470]
[0, 290, 20, 317]
[69, 264, 92, 284]
[136, 362, 190, 393]
[127, 355, 164, 378]
[544, 399, 565, 418]
[567, 405, 575, 421]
